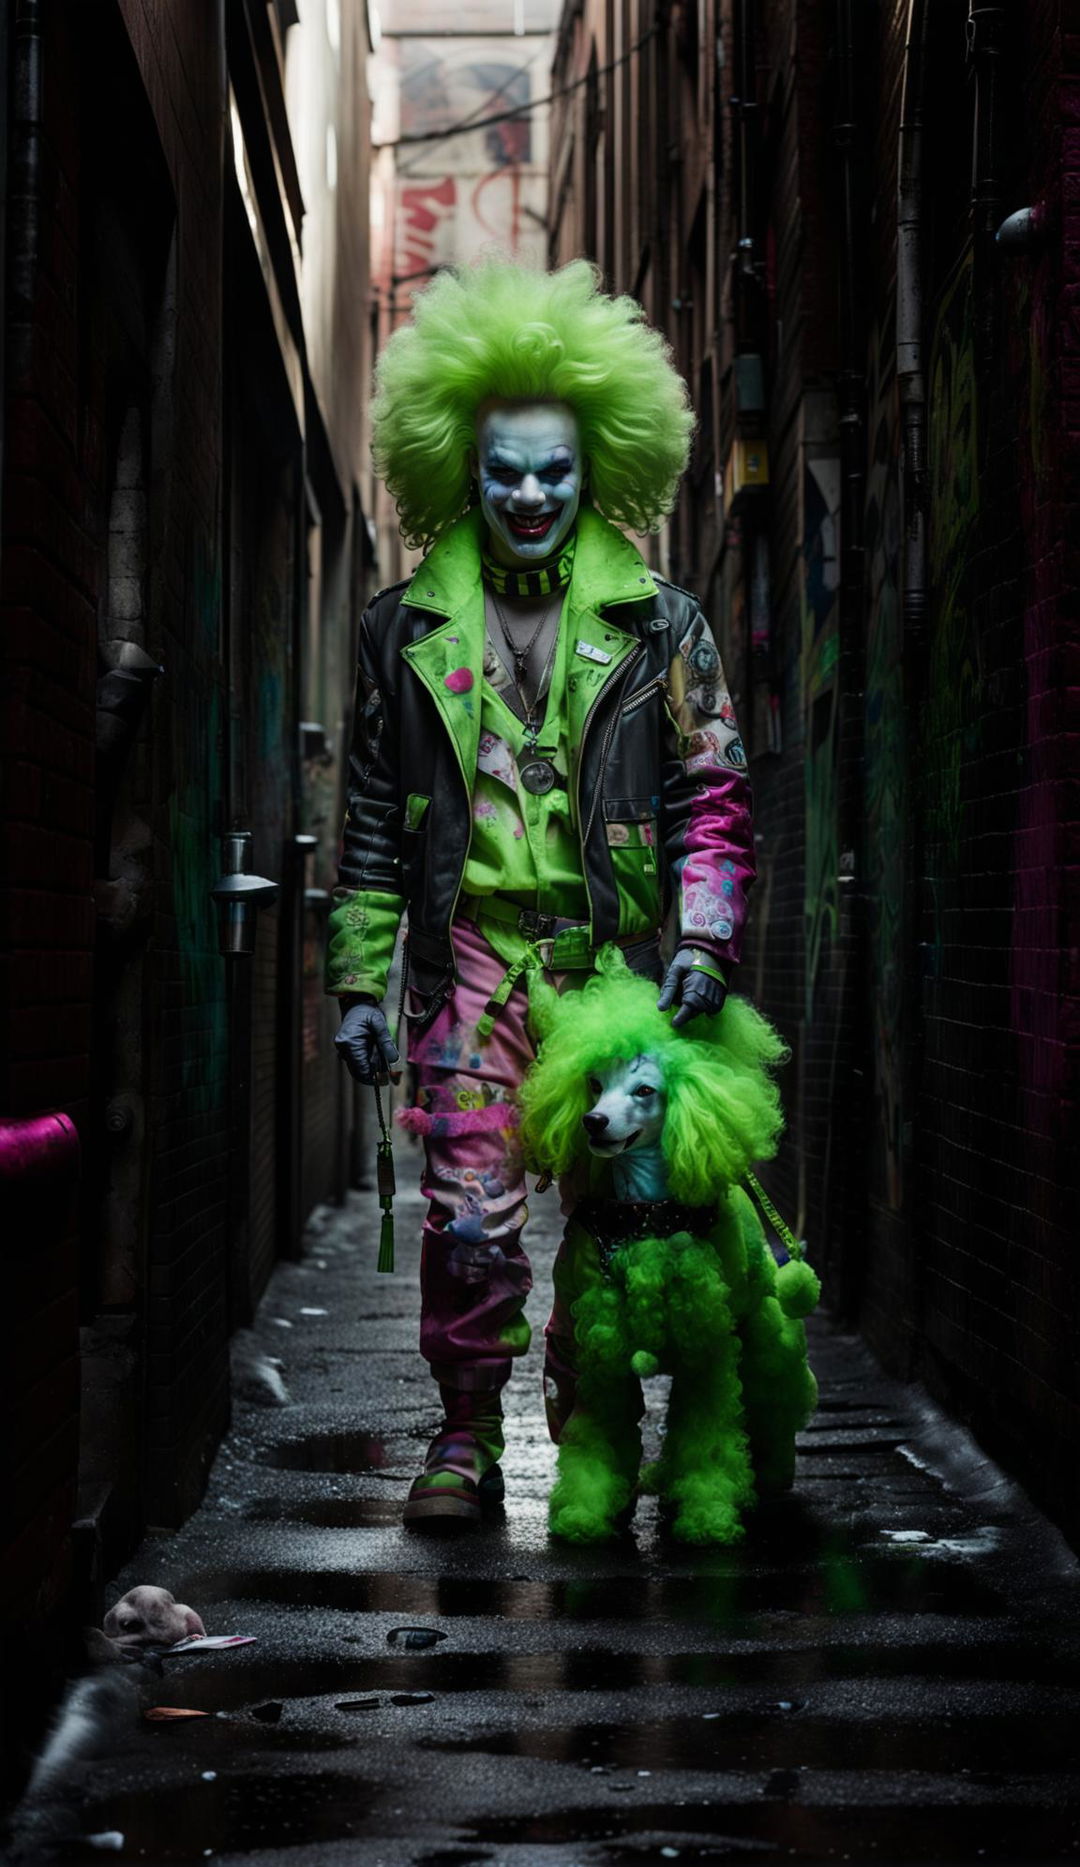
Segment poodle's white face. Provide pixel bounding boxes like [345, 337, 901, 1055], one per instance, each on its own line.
[582, 1052, 667, 1156]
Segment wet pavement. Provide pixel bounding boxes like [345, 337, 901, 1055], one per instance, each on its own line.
[9, 1157, 1080, 1865]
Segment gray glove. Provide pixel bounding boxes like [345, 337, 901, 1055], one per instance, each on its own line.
[657, 946, 729, 1029]
[334, 996, 401, 1085]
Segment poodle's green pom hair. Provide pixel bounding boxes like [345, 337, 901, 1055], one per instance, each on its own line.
[371, 257, 696, 551]
[519, 955, 789, 1206]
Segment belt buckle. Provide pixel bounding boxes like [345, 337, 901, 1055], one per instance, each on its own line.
[518, 906, 558, 943]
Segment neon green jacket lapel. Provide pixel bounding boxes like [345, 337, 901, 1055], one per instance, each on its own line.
[399, 504, 659, 789]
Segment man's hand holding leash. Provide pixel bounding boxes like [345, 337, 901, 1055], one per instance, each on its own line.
[335, 996, 402, 1086]
[658, 947, 729, 1028]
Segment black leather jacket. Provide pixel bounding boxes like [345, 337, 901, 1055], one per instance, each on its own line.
[336, 513, 754, 1030]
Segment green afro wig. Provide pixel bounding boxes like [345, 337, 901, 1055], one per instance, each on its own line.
[519, 953, 790, 1208]
[371, 257, 696, 551]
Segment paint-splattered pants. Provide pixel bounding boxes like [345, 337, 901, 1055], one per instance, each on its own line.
[403, 915, 660, 1429]
[401, 916, 568, 1411]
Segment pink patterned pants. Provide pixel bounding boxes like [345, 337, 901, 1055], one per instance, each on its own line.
[400, 916, 583, 1413]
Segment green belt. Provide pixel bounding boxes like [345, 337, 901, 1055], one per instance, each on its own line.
[458, 896, 598, 1041]
[459, 895, 596, 969]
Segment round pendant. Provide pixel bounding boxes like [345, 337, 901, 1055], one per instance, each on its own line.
[519, 757, 557, 796]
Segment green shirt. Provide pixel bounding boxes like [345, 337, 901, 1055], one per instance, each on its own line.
[464, 602, 591, 955]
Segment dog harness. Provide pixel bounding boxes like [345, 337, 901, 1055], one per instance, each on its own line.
[574, 1196, 719, 1280]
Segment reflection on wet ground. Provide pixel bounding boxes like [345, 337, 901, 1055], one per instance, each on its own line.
[181, 1544, 1007, 1622]
[144, 1635, 1080, 1716]
[260, 1429, 390, 1472]
[468, 1800, 1080, 1860]
[420, 1703, 1080, 1774]
[17, 1191, 1080, 1865]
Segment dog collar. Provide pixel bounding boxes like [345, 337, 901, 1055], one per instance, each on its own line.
[574, 1196, 718, 1279]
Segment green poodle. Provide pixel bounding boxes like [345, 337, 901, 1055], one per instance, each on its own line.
[519, 953, 820, 1545]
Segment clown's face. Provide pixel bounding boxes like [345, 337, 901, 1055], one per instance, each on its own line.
[472, 402, 583, 567]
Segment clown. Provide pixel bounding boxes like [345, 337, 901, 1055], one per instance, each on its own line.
[328, 259, 755, 1527]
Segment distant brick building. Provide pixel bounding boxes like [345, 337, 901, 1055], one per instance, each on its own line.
[0, 0, 376, 1788]
[550, 0, 1079, 1545]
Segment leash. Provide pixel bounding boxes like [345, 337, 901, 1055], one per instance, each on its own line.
[372, 1078, 396, 1274]
[370, 938, 411, 1276]
[742, 1170, 807, 1262]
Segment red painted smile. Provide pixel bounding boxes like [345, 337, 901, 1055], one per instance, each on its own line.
[506, 511, 557, 541]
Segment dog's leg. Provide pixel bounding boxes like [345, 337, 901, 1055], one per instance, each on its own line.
[727, 1202, 817, 1497]
[549, 1371, 643, 1542]
[739, 1297, 818, 1497]
[660, 1328, 754, 1545]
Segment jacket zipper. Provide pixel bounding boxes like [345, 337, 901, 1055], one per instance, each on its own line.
[580, 644, 646, 857]
[620, 672, 668, 718]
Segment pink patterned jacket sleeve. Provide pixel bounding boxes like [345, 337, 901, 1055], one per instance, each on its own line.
[659, 606, 755, 969]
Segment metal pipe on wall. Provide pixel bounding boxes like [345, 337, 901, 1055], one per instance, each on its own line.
[968, 4, 1006, 343]
[897, 0, 929, 644]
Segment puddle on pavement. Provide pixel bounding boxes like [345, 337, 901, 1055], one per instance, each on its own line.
[420, 1705, 1079, 1775]
[183, 1547, 1006, 1623]
[469, 1800, 1080, 1860]
[138, 1633, 1078, 1715]
[75, 1770, 375, 1858]
[261, 1430, 388, 1472]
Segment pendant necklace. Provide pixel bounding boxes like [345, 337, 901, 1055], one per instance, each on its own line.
[518, 633, 560, 795]
[491, 590, 562, 795]
[492, 589, 556, 688]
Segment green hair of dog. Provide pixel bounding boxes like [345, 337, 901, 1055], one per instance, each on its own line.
[519, 958, 789, 1209]
[371, 257, 695, 551]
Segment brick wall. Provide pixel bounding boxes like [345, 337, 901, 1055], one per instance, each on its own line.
[547, 0, 1080, 1541]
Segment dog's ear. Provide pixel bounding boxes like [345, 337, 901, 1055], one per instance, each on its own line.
[595, 942, 632, 980]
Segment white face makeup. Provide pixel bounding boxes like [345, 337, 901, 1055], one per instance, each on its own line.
[581, 1053, 668, 1158]
[473, 402, 583, 567]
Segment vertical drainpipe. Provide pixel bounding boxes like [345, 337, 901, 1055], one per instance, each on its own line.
[825, 0, 868, 1319]
[967, 3, 1006, 376]
[897, 0, 929, 646]
[9, 1, 41, 388]
[896, 0, 929, 1360]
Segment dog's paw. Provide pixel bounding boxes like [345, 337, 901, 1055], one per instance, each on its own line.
[549, 1503, 619, 1544]
[776, 1258, 821, 1319]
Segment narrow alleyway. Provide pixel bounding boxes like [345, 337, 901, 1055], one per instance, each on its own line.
[13, 1157, 1080, 1866]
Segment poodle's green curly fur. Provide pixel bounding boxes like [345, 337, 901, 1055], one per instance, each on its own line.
[521, 956, 819, 1545]
[371, 258, 695, 551]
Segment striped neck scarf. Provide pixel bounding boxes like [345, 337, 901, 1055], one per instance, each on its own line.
[481, 536, 576, 600]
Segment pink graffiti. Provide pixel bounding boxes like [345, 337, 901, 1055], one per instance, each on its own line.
[397, 177, 456, 279]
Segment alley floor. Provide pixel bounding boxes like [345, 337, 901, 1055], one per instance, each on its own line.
[13, 1159, 1080, 1866]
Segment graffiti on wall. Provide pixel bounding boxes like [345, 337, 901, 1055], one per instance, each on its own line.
[863, 318, 905, 1210]
[802, 449, 842, 1020]
[390, 36, 550, 291]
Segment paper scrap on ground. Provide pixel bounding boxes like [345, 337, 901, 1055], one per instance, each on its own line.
[168, 1634, 257, 1652]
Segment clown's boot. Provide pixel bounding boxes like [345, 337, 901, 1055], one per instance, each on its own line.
[402, 1384, 506, 1529]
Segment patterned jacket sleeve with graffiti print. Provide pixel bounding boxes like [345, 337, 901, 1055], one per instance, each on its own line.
[659, 605, 755, 968]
